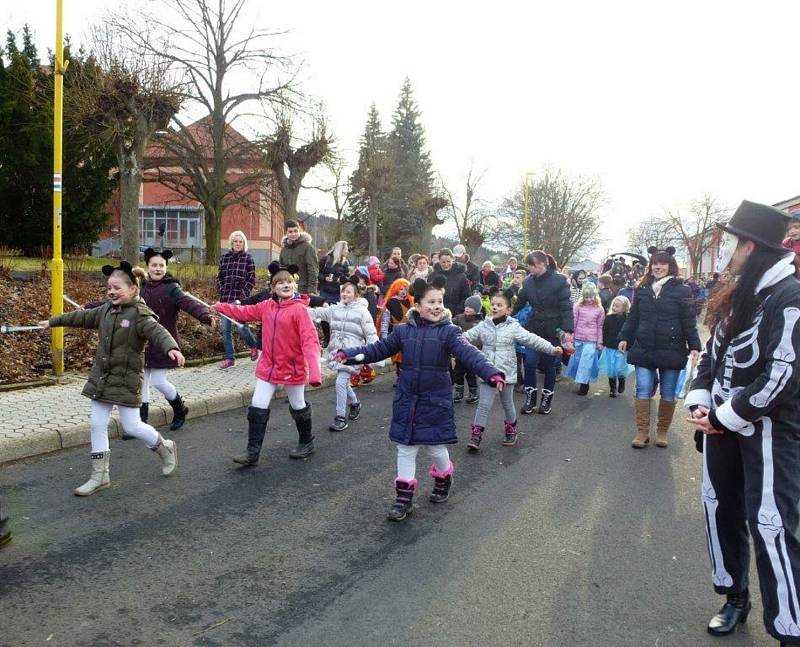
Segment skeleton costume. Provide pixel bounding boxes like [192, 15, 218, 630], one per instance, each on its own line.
[686, 201, 800, 644]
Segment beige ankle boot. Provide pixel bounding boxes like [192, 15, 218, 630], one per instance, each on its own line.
[631, 399, 652, 448]
[655, 400, 677, 448]
[153, 435, 178, 476]
[74, 451, 111, 496]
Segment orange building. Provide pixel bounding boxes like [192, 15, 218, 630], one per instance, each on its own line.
[99, 117, 285, 265]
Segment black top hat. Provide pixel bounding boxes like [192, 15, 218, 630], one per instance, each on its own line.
[718, 200, 791, 252]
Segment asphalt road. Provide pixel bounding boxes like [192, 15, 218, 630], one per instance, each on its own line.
[0, 375, 775, 647]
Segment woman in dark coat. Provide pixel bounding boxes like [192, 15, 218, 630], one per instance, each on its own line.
[318, 240, 351, 303]
[619, 246, 701, 449]
[138, 248, 212, 431]
[478, 261, 501, 290]
[338, 276, 503, 522]
[512, 251, 574, 415]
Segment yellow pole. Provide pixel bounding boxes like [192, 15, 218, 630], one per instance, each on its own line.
[51, 0, 67, 376]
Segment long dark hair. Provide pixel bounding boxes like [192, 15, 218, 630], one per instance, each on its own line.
[705, 245, 789, 344]
[525, 250, 558, 271]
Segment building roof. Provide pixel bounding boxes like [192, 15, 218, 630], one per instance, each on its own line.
[145, 116, 263, 164]
[773, 195, 800, 211]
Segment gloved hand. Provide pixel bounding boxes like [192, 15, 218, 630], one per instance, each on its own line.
[488, 373, 506, 392]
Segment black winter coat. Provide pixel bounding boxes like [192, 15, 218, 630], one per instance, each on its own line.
[431, 264, 471, 315]
[602, 313, 627, 348]
[318, 254, 350, 295]
[619, 278, 702, 370]
[512, 269, 573, 344]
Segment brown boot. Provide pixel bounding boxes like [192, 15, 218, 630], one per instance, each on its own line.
[655, 400, 677, 448]
[632, 399, 652, 448]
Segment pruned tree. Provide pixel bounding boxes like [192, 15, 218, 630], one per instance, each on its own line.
[304, 153, 352, 245]
[440, 165, 490, 257]
[72, 25, 181, 264]
[487, 168, 604, 268]
[663, 194, 728, 276]
[112, 0, 301, 265]
[265, 112, 332, 225]
[626, 214, 680, 257]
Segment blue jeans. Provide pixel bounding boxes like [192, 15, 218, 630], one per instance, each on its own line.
[634, 367, 680, 402]
[523, 347, 558, 392]
[221, 317, 258, 360]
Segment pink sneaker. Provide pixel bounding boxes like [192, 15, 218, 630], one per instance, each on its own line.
[220, 359, 235, 369]
[250, 347, 259, 361]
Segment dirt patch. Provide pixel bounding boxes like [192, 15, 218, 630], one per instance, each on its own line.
[0, 270, 244, 385]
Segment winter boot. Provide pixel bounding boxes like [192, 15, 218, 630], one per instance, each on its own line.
[707, 589, 751, 636]
[608, 378, 618, 398]
[521, 387, 538, 415]
[152, 434, 178, 476]
[466, 385, 479, 404]
[538, 390, 554, 415]
[74, 451, 111, 496]
[577, 383, 590, 396]
[631, 399, 652, 448]
[655, 399, 677, 448]
[232, 406, 270, 466]
[348, 401, 362, 420]
[168, 393, 188, 431]
[467, 424, 484, 452]
[502, 420, 518, 446]
[453, 384, 465, 403]
[617, 377, 626, 394]
[139, 402, 150, 423]
[387, 479, 416, 521]
[288, 402, 315, 459]
[329, 415, 348, 432]
[429, 463, 454, 503]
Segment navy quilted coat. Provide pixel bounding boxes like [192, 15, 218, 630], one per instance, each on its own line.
[344, 309, 502, 445]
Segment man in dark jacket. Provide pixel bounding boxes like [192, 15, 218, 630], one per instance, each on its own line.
[453, 244, 480, 288]
[431, 248, 471, 315]
[279, 220, 319, 295]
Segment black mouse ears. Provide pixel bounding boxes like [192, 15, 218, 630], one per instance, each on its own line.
[647, 246, 676, 256]
[102, 260, 136, 282]
[143, 247, 174, 263]
[267, 261, 299, 276]
[410, 274, 446, 297]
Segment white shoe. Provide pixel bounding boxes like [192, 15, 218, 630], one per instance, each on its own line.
[153, 436, 178, 476]
[74, 451, 111, 496]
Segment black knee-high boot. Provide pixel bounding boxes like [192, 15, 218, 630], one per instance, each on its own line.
[232, 406, 270, 466]
[288, 402, 315, 459]
[168, 393, 188, 430]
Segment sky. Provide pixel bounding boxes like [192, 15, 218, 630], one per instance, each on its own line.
[5, 0, 800, 259]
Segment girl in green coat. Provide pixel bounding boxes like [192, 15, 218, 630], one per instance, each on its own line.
[40, 262, 185, 496]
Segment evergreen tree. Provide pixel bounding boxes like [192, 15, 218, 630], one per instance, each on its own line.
[383, 77, 437, 254]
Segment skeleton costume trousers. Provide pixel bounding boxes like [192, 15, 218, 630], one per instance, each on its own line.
[703, 421, 800, 643]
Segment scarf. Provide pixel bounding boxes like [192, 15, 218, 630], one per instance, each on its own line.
[651, 276, 671, 298]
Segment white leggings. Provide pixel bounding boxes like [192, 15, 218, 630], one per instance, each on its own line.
[396, 443, 451, 482]
[141, 368, 177, 403]
[335, 370, 358, 416]
[252, 379, 307, 410]
[90, 400, 160, 452]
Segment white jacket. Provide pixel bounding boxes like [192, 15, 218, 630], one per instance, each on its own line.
[464, 315, 556, 383]
[308, 298, 380, 372]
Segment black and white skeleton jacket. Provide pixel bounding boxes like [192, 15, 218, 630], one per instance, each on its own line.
[685, 254, 800, 434]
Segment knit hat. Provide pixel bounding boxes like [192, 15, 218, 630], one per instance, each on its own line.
[368, 255, 380, 267]
[452, 244, 466, 257]
[464, 295, 483, 312]
[355, 266, 369, 280]
[581, 282, 598, 299]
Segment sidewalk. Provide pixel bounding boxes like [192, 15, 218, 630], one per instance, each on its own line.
[0, 359, 386, 465]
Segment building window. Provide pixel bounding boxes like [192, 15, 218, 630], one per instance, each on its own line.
[138, 206, 203, 248]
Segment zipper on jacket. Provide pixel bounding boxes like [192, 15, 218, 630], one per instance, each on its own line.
[268, 307, 280, 381]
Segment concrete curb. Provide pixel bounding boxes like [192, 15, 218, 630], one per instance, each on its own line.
[1, 364, 392, 465]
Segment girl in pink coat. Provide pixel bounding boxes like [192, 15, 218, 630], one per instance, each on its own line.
[565, 282, 605, 395]
[213, 262, 322, 465]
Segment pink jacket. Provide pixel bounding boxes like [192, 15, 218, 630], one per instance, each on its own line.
[215, 295, 322, 386]
[572, 303, 604, 343]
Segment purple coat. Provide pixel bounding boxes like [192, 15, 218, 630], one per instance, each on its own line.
[216, 250, 256, 303]
[140, 275, 211, 369]
[344, 309, 502, 446]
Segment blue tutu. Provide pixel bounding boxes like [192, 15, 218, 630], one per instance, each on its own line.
[598, 348, 634, 378]
[565, 341, 600, 384]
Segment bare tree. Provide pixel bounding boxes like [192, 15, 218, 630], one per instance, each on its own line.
[112, 0, 301, 265]
[486, 168, 604, 268]
[304, 154, 353, 243]
[626, 215, 680, 257]
[663, 194, 729, 276]
[71, 26, 181, 264]
[440, 166, 491, 256]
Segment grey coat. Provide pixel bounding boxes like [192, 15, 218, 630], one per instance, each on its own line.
[464, 316, 556, 383]
[308, 298, 379, 372]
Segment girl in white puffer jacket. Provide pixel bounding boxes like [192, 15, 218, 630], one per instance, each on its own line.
[308, 277, 380, 431]
[464, 289, 563, 449]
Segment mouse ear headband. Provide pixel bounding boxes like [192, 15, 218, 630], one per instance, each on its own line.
[647, 246, 676, 256]
[410, 274, 447, 297]
[102, 260, 136, 283]
[267, 261, 299, 277]
[338, 274, 360, 287]
[143, 247, 174, 264]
